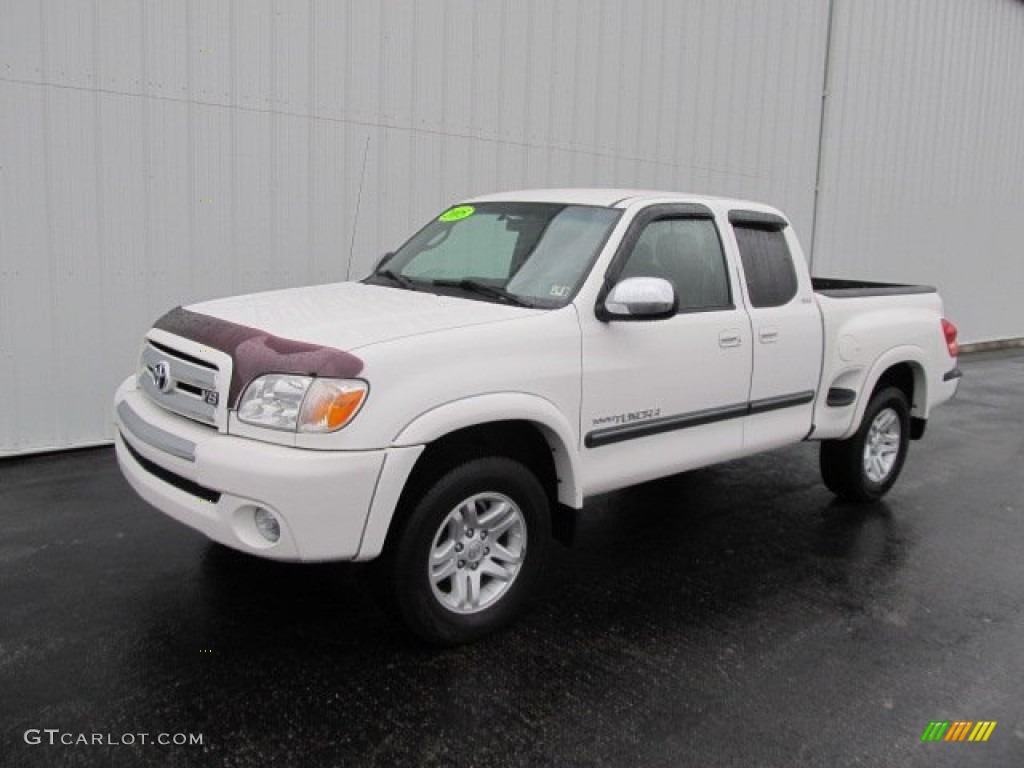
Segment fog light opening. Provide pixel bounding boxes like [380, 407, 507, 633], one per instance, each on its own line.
[253, 507, 281, 543]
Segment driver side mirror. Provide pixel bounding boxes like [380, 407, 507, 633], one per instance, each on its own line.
[599, 277, 678, 321]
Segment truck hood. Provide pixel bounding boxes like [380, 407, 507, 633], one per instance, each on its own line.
[185, 281, 540, 351]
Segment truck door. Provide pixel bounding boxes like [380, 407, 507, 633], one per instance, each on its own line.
[579, 204, 753, 495]
[728, 211, 823, 451]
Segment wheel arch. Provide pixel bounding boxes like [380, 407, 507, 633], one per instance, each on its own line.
[355, 394, 582, 561]
[844, 347, 928, 440]
[392, 393, 582, 508]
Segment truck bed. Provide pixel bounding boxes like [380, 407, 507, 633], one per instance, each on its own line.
[812, 277, 936, 298]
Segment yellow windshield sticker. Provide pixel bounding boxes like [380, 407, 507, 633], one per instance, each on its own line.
[439, 205, 475, 222]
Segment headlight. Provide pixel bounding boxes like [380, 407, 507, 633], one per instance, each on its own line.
[237, 375, 368, 433]
[298, 378, 369, 433]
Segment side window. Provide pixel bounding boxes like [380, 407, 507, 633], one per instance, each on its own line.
[733, 225, 798, 308]
[618, 218, 731, 311]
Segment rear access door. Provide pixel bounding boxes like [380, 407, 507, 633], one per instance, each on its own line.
[727, 210, 823, 451]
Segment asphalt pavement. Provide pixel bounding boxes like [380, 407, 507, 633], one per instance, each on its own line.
[2, 350, 1022, 767]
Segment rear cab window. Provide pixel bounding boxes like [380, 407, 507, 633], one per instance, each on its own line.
[729, 210, 798, 308]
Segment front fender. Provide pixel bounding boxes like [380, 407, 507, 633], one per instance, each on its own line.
[392, 392, 583, 508]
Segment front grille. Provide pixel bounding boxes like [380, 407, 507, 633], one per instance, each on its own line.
[138, 340, 222, 427]
[148, 338, 217, 371]
[121, 432, 221, 503]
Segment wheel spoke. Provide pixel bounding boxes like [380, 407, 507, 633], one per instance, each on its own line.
[478, 500, 510, 529]
[488, 508, 519, 539]
[479, 558, 513, 581]
[451, 570, 469, 605]
[460, 499, 480, 530]
[467, 570, 482, 609]
[488, 541, 522, 565]
[431, 539, 455, 564]
[431, 557, 457, 583]
[447, 514, 463, 541]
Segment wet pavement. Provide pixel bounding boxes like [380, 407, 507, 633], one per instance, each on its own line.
[2, 350, 1022, 767]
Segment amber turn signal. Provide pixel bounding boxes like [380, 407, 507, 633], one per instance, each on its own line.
[298, 380, 368, 433]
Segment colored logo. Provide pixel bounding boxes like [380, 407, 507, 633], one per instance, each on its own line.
[921, 721, 996, 742]
[438, 205, 475, 222]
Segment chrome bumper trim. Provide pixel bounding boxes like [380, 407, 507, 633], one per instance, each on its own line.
[116, 400, 197, 462]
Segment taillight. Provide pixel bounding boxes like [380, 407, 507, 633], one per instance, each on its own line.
[941, 318, 959, 357]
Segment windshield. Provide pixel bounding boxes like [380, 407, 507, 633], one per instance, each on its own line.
[366, 202, 621, 307]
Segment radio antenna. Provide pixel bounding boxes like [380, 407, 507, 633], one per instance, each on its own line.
[346, 134, 371, 280]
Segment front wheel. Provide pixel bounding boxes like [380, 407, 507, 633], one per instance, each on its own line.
[388, 456, 551, 645]
[820, 387, 911, 502]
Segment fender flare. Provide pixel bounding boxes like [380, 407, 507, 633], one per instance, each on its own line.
[841, 345, 928, 440]
[392, 392, 583, 508]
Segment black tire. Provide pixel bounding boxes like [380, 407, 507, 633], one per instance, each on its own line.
[820, 387, 911, 503]
[387, 456, 551, 645]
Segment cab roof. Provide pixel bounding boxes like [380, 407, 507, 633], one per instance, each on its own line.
[464, 188, 782, 215]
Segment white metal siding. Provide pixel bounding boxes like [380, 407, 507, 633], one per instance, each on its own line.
[1, 0, 1021, 454]
[812, 0, 1024, 344]
[0, 0, 829, 454]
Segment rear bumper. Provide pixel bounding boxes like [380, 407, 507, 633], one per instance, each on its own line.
[935, 363, 962, 404]
[114, 378, 388, 561]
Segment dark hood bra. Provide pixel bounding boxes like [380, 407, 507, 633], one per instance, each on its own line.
[154, 306, 364, 408]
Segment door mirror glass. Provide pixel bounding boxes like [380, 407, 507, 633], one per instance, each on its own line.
[602, 277, 678, 320]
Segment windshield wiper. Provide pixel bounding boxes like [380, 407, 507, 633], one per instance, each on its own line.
[372, 269, 419, 291]
[429, 279, 535, 307]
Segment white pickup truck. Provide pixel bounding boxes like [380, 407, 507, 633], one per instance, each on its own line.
[114, 189, 962, 643]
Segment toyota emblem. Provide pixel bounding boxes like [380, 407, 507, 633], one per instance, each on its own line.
[149, 361, 173, 394]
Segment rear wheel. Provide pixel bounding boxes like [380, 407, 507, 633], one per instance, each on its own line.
[388, 456, 551, 645]
[820, 387, 911, 502]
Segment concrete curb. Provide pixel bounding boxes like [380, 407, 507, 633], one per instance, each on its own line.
[960, 338, 1024, 354]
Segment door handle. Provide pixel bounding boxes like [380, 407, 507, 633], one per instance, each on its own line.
[719, 330, 741, 348]
[758, 327, 779, 343]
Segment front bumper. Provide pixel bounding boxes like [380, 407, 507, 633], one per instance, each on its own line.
[114, 377, 387, 561]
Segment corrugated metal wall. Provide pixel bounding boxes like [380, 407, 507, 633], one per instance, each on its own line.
[0, 0, 830, 455]
[0, 0, 1020, 455]
[812, 0, 1024, 344]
